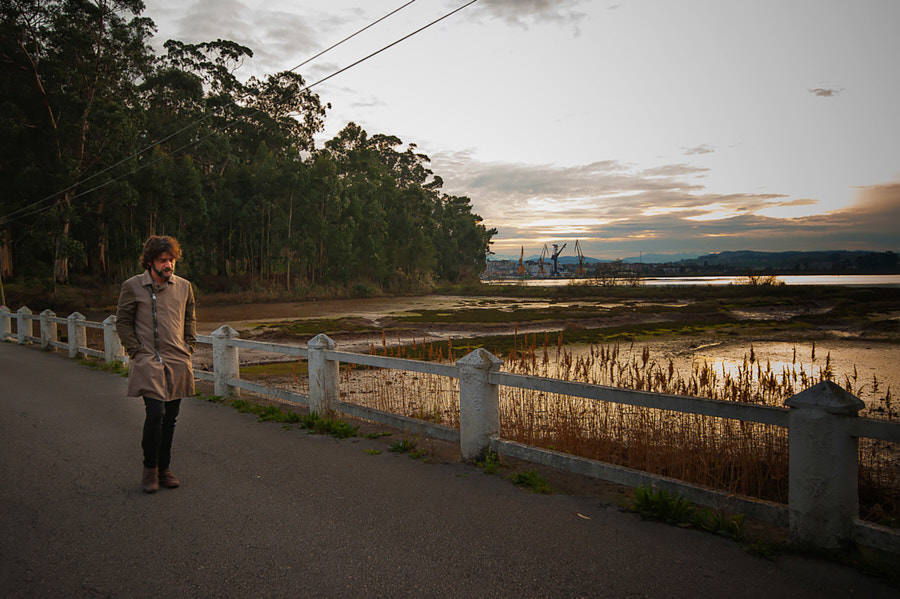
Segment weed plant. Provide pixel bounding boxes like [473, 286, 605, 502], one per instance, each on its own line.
[475, 450, 501, 474]
[510, 470, 552, 494]
[213, 397, 357, 439]
[388, 439, 417, 453]
[78, 357, 128, 376]
[631, 486, 696, 524]
[631, 485, 745, 539]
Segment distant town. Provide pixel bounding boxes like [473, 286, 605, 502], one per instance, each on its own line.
[483, 249, 899, 279]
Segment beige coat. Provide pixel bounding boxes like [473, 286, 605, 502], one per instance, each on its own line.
[116, 271, 197, 401]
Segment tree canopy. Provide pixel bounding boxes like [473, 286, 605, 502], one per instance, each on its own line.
[0, 0, 495, 291]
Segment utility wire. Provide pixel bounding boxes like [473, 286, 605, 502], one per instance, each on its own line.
[0, 0, 420, 226]
[1, 0, 479, 228]
[0, 0, 478, 227]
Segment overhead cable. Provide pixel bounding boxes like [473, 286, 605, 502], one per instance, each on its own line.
[1, 0, 479, 228]
[0, 0, 421, 226]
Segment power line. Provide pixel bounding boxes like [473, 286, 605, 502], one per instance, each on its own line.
[1, 0, 479, 229]
[0, 0, 420, 226]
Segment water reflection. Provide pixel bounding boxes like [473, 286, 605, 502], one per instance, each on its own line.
[488, 274, 900, 287]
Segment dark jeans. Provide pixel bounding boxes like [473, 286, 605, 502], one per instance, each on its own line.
[142, 397, 181, 470]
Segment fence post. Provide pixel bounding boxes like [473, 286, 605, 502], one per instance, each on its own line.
[67, 312, 86, 359]
[40, 309, 57, 350]
[0, 305, 10, 340]
[102, 315, 125, 364]
[211, 325, 240, 398]
[17, 306, 31, 344]
[307, 334, 338, 414]
[456, 348, 503, 460]
[785, 380, 864, 549]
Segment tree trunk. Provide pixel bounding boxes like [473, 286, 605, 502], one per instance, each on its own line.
[98, 225, 109, 278]
[53, 193, 72, 283]
[286, 192, 293, 290]
[0, 229, 12, 279]
[94, 198, 108, 278]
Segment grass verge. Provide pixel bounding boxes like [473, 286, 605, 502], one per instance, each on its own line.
[195, 393, 358, 439]
[78, 357, 128, 376]
[510, 470, 553, 494]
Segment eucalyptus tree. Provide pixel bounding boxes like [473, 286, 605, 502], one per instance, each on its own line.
[0, 0, 155, 282]
[432, 194, 497, 281]
[0, 2, 494, 291]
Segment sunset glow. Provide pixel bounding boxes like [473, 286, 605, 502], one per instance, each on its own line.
[142, 0, 900, 259]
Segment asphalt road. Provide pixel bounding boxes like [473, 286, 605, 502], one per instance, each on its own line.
[0, 341, 896, 598]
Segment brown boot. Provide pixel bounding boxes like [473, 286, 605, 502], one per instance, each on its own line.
[158, 468, 180, 489]
[142, 467, 159, 494]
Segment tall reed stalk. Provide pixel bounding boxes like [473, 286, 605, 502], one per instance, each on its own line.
[325, 334, 897, 525]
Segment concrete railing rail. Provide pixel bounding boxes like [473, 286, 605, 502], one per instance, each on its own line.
[2, 305, 899, 553]
[1, 305, 123, 361]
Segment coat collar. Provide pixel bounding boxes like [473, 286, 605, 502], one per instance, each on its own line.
[140, 270, 176, 289]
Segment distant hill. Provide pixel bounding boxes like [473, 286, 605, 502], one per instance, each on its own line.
[557, 256, 603, 265]
[622, 253, 700, 263]
[678, 250, 897, 271]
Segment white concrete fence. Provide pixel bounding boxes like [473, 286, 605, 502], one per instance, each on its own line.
[2, 304, 899, 554]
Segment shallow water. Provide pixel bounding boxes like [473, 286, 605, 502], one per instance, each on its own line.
[558, 338, 899, 413]
[489, 274, 900, 287]
[196, 294, 898, 413]
[196, 295, 684, 333]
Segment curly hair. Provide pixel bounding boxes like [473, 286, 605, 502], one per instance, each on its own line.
[141, 235, 183, 271]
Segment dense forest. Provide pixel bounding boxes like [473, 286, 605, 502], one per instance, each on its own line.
[0, 0, 496, 293]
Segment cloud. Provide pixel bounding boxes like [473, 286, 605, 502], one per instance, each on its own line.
[641, 164, 709, 177]
[155, 0, 343, 80]
[349, 96, 387, 109]
[430, 152, 900, 257]
[470, 0, 588, 29]
[809, 87, 842, 97]
[773, 198, 817, 207]
[304, 61, 342, 83]
[683, 144, 714, 155]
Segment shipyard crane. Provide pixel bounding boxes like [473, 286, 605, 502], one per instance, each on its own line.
[517, 246, 526, 276]
[575, 240, 585, 276]
[538, 244, 549, 276]
[551, 242, 567, 276]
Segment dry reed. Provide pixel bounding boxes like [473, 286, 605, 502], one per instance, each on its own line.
[318, 333, 897, 524]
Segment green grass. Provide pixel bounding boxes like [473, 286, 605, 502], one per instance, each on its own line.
[78, 357, 128, 376]
[388, 439, 417, 453]
[364, 449, 382, 455]
[630, 485, 745, 539]
[299, 411, 359, 438]
[230, 399, 302, 423]
[510, 470, 552, 494]
[417, 318, 800, 360]
[369, 311, 824, 364]
[394, 305, 610, 324]
[475, 449, 500, 474]
[693, 508, 746, 540]
[240, 361, 309, 377]
[194, 391, 226, 403]
[436, 280, 899, 304]
[255, 317, 381, 336]
[631, 486, 696, 524]
[199, 394, 358, 439]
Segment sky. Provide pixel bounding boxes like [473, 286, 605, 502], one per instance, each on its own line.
[141, 0, 900, 259]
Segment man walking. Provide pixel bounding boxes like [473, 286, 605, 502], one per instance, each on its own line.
[116, 235, 196, 493]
